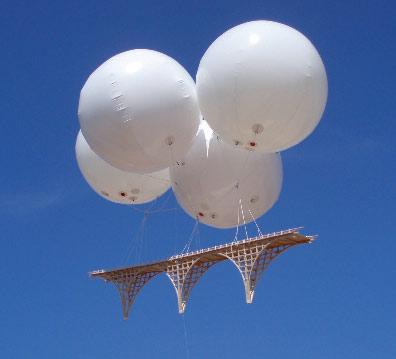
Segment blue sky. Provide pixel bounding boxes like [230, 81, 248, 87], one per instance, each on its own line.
[1, 0, 395, 358]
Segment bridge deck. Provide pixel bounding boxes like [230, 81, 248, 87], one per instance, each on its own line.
[90, 228, 314, 319]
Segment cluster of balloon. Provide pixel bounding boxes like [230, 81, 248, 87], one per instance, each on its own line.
[76, 20, 327, 228]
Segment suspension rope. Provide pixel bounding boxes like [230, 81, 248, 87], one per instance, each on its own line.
[182, 314, 191, 359]
[213, 140, 252, 210]
[136, 213, 148, 264]
[130, 190, 176, 215]
[233, 200, 241, 242]
[131, 205, 177, 214]
[190, 217, 202, 250]
[157, 189, 173, 211]
[248, 208, 263, 237]
[195, 218, 201, 249]
[240, 199, 249, 240]
[122, 212, 148, 265]
[168, 143, 182, 256]
[122, 194, 160, 265]
[182, 218, 199, 254]
[125, 183, 180, 264]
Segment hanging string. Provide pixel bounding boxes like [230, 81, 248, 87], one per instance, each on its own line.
[123, 184, 179, 265]
[233, 200, 241, 242]
[168, 136, 188, 257]
[239, 199, 249, 240]
[156, 189, 173, 211]
[172, 200, 179, 255]
[248, 208, 263, 237]
[130, 190, 176, 215]
[169, 141, 206, 255]
[136, 213, 148, 264]
[182, 218, 199, 254]
[194, 218, 201, 249]
[131, 206, 176, 214]
[213, 139, 252, 211]
[121, 211, 148, 265]
[182, 314, 191, 359]
[122, 193, 162, 265]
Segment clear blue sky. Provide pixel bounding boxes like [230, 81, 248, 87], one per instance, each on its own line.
[1, 1, 395, 358]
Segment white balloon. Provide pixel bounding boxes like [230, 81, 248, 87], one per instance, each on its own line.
[196, 20, 328, 153]
[78, 49, 200, 173]
[75, 131, 170, 204]
[170, 121, 282, 228]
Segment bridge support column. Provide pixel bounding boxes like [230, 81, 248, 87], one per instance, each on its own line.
[113, 271, 160, 319]
[224, 242, 294, 304]
[166, 259, 215, 313]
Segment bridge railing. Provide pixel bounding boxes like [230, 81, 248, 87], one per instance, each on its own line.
[169, 227, 303, 260]
[90, 227, 306, 276]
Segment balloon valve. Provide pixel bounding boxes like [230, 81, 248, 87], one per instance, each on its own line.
[165, 136, 175, 146]
[252, 123, 264, 134]
[250, 196, 259, 204]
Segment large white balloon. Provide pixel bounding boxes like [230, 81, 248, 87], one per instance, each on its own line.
[75, 131, 170, 204]
[196, 20, 328, 153]
[170, 121, 282, 228]
[78, 49, 200, 173]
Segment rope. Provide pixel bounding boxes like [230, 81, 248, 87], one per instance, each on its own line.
[213, 139, 252, 210]
[172, 202, 179, 255]
[122, 196, 158, 265]
[130, 190, 176, 215]
[156, 189, 173, 211]
[195, 219, 201, 249]
[182, 314, 190, 359]
[182, 218, 199, 254]
[122, 212, 148, 265]
[136, 213, 148, 264]
[233, 200, 241, 242]
[124, 187, 178, 265]
[240, 199, 249, 240]
[248, 208, 263, 237]
[131, 206, 177, 214]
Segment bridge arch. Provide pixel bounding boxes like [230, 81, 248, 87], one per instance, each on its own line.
[165, 256, 218, 313]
